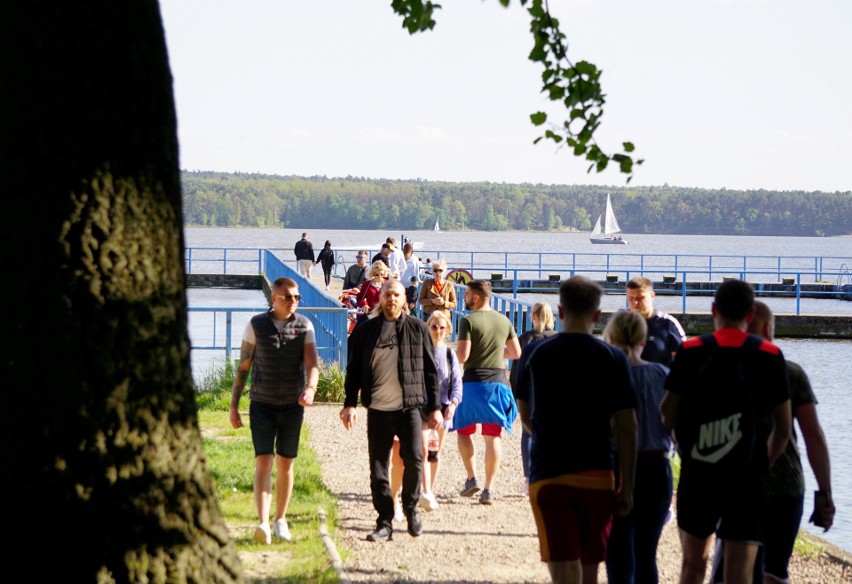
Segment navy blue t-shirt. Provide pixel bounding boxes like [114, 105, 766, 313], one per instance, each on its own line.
[515, 333, 637, 483]
[642, 311, 686, 366]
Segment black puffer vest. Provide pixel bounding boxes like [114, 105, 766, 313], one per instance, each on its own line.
[249, 311, 310, 405]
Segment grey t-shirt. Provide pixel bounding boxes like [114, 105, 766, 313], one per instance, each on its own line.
[369, 320, 404, 411]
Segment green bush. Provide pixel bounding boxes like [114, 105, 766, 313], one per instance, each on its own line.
[194, 359, 240, 411]
[315, 361, 346, 403]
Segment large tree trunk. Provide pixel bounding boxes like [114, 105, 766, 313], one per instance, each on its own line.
[0, 2, 242, 581]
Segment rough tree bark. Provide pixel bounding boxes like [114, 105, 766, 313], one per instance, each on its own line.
[0, 2, 242, 581]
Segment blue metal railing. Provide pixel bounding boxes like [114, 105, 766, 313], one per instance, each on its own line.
[186, 248, 851, 360]
[476, 268, 850, 315]
[185, 246, 851, 284]
[188, 250, 349, 369]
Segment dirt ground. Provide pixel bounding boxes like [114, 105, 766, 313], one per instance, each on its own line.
[297, 404, 851, 583]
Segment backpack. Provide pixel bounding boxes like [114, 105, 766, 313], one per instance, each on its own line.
[675, 333, 763, 471]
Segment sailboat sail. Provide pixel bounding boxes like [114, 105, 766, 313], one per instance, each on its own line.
[603, 194, 621, 235]
[590, 215, 602, 235]
[434, 218, 440, 232]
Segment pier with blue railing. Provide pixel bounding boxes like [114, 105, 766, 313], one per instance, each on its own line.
[185, 246, 852, 371]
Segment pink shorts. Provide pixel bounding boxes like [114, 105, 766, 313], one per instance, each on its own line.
[529, 475, 615, 564]
[457, 423, 502, 437]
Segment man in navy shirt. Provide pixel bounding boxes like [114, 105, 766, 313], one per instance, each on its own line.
[626, 276, 686, 366]
[516, 276, 638, 584]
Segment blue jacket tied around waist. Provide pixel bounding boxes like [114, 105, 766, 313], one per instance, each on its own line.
[451, 380, 517, 434]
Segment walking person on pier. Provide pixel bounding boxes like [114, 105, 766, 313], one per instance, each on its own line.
[452, 279, 521, 505]
[314, 240, 335, 290]
[660, 279, 792, 584]
[515, 276, 638, 584]
[626, 276, 686, 367]
[293, 232, 315, 278]
[340, 280, 442, 542]
[711, 300, 834, 584]
[229, 277, 320, 544]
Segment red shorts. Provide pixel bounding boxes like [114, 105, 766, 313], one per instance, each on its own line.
[457, 423, 502, 437]
[529, 474, 615, 564]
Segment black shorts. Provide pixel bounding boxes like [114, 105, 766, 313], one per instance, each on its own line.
[249, 400, 305, 459]
[676, 469, 768, 542]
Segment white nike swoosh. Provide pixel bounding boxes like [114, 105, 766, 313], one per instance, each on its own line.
[690, 434, 741, 464]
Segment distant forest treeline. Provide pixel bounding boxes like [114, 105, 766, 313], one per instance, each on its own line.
[181, 171, 852, 237]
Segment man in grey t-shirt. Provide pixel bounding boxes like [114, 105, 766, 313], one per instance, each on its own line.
[341, 280, 442, 542]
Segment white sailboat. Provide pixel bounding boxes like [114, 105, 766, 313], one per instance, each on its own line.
[589, 194, 627, 244]
[434, 217, 440, 232]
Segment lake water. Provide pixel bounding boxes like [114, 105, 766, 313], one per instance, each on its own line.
[186, 227, 852, 552]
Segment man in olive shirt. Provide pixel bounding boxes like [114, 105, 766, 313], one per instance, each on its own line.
[453, 280, 521, 505]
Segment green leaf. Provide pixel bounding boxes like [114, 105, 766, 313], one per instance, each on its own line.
[530, 112, 548, 126]
[544, 130, 563, 143]
[623, 141, 635, 153]
[575, 61, 597, 76]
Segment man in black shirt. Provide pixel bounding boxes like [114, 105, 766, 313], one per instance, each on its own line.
[293, 232, 315, 278]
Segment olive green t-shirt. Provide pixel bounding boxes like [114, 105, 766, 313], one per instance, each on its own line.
[768, 361, 817, 497]
[457, 309, 517, 370]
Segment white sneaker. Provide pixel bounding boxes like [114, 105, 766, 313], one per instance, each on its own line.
[272, 518, 291, 541]
[419, 492, 439, 511]
[425, 492, 439, 511]
[393, 503, 405, 523]
[253, 523, 271, 544]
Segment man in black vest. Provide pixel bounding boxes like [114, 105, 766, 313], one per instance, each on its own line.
[341, 280, 442, 542]
[229, 277, 319, 544]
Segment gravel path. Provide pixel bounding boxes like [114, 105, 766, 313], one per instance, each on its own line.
[305, 403, 850, 583]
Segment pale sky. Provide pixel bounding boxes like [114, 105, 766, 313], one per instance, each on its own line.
[159, 0, 852, 193]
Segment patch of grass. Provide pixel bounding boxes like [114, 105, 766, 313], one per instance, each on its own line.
[671, 452, 681, 486]
[316, 361, 346, 403]
[198, 403, 346, 582]
[793, 530, 825, 558]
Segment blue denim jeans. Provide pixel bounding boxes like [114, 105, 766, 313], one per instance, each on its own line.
[605, 455, 673, 584]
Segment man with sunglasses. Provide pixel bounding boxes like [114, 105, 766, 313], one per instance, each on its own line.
[230, 277, 320, 545]
[343, 250, 369, 291]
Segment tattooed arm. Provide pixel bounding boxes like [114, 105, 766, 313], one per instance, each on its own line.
[229, 340, 255, 428]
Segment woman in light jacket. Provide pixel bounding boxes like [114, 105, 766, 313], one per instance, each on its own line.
[417, 258, 456, 318]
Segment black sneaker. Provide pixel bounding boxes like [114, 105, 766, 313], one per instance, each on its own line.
[406, 508, 423, 537]
[366, 523, 393, 542]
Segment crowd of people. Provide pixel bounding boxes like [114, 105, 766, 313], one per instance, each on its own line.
[230, 233, 837, 584]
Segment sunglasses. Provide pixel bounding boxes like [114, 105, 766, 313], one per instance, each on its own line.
[278, 294, 301, 302]
[430, 325, 447, 330]
[356, 255, 366, 259]
[432, 269, 444, 273]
